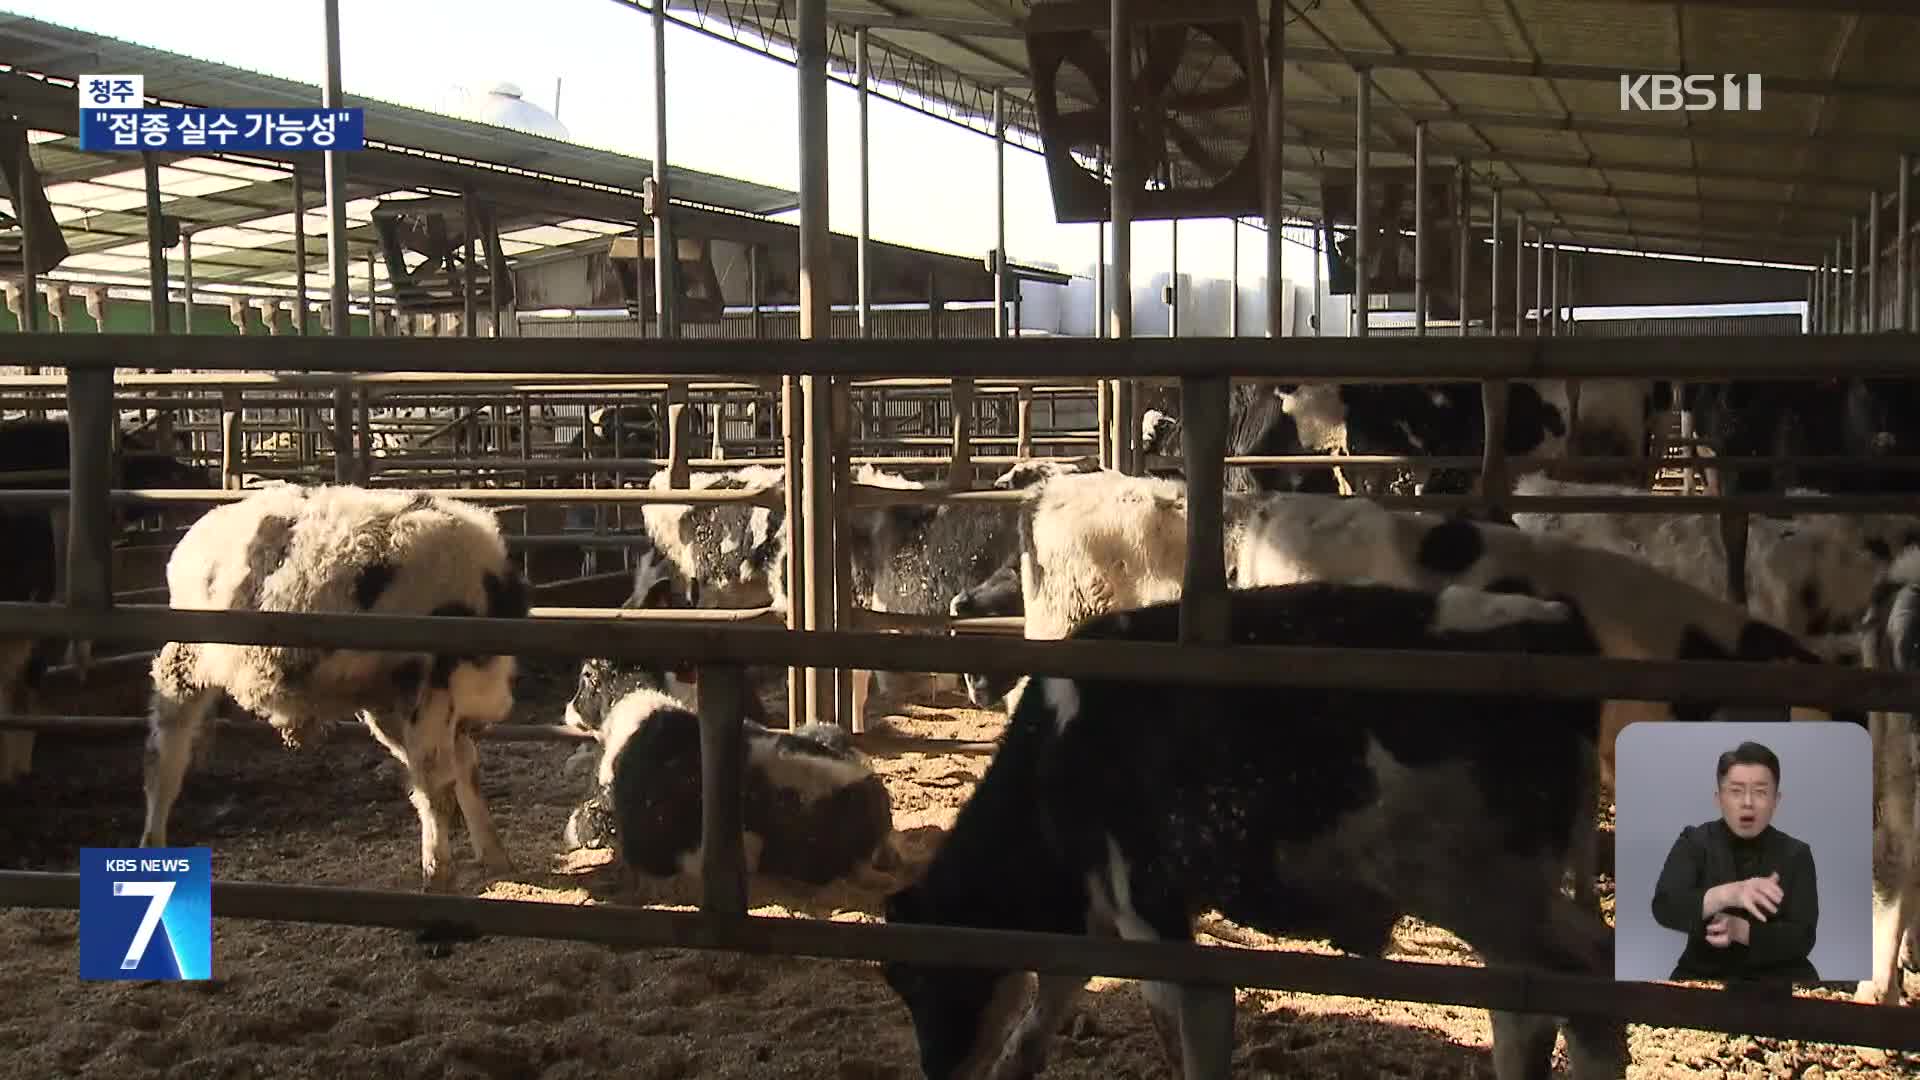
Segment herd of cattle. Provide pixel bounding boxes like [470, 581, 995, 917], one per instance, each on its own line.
[0, 371, 1916, 1079]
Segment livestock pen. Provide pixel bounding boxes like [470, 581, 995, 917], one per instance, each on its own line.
[8, 0, 1920, 1076]
[1, 331, 1918, 1080]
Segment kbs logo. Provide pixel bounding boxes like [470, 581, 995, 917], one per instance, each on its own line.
[78, 847, 212, 980]
[1619, 74, 1763, 112]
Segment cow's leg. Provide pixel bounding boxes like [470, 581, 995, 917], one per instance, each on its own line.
[449, 727, 513, 877]
[986, 973, 1089, 1079]
[1434, 867, 1626, 1080]
[1860, 712, 1919, 1006]
[140, 642, 220, 848]
[363, 695, 461, 893]
[849, 667, 871, 727]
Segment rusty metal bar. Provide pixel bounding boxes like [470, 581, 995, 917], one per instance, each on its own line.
[3, 602, 1920, 713]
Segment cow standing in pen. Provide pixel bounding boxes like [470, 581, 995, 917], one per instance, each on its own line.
[139, 484, 532, 893]
[883, 582, 1626, 1080]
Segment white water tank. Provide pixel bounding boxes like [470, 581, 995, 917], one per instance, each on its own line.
[464, 81, 570, 141]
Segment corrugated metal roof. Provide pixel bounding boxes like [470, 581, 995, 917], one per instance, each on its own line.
[676, 0, 1920, 265]
[0, 13, 800, 217]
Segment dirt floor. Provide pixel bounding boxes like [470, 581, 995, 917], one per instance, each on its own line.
[1, 660, 1915, 1079]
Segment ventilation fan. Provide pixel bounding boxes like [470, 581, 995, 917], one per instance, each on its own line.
[1026, 0, 1266, 223]
[371, 195, 514, 315]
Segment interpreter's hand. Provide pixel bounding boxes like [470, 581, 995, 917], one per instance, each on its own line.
[1705, 914, 1735, 949]
[1725, 914, 1751, 946]
[1722, 872, 1784, 922]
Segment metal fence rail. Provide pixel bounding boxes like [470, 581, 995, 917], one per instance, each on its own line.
[11, 331, 1920, 380]
[0, 870, 1911, 1053]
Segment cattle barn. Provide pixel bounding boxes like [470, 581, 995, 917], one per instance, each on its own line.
[0, 2, 1918, 1078]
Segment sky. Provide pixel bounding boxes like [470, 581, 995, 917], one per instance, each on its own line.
[3, 0, 1799, 324]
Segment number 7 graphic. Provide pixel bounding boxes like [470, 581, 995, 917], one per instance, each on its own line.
[113, 880, 175, 971]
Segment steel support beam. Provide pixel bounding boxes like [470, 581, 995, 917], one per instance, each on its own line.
[1851, 217, 1861, 332]
[1514, 210, 1526, 336]
[1456, 160, 1469, 338]
[1110, 0, 1136, 472]
[1264, 6, 1286, 339]
[1354, 67, 1370, 338]
[993, 88, 1006, 340]
[1490, 186, 1502, 338]
[321, 0, 350, 337]
[1413, 121, 1427, 337]
[293, 167, 309, 335]
[1869, 191, 1881, 333]
[142, 152, 169, 335]
[1900, 153, 1911, 332]
[653, 0, 679, 339]
[857, 29, 872, 338]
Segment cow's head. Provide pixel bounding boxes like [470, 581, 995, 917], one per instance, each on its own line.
[564, 550, 699, 736]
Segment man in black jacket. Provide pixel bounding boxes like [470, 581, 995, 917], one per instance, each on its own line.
[1650, 740, 1821, 987]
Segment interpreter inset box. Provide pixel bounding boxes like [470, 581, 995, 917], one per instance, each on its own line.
[1612, 721, 1872, 986]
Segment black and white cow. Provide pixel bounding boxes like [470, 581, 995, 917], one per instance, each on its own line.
[1854, 551, 1920, 1008]
[1511, 472, 1920, 660]
[561, 684, 898, 889]
[639, 462, 1022, 721]
[141, 485, 533, 892]
[1140, 382, 1342, 494]
[882, 582, 1626, 1080]
[1685, 377, 1920, 497]
[1142, 378, 1658, 496]
[562, 549, 774, 744]
[1236, 490, 1861, 793]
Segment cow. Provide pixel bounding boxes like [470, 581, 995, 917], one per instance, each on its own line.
[882, 582, 1626, 1080]
[947, 466, 1262, 712]
[1683, 377, 1920, 497]
[1235, 491, 1860, 797]
[560, 686, 897, 890]
[139, 485, 533, 892]
[640, 463, 1022, 723]
[1141, 378, 1658, 496]
[1854, 550, 1920, 1007]
[1509, 472, 1920, 661]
